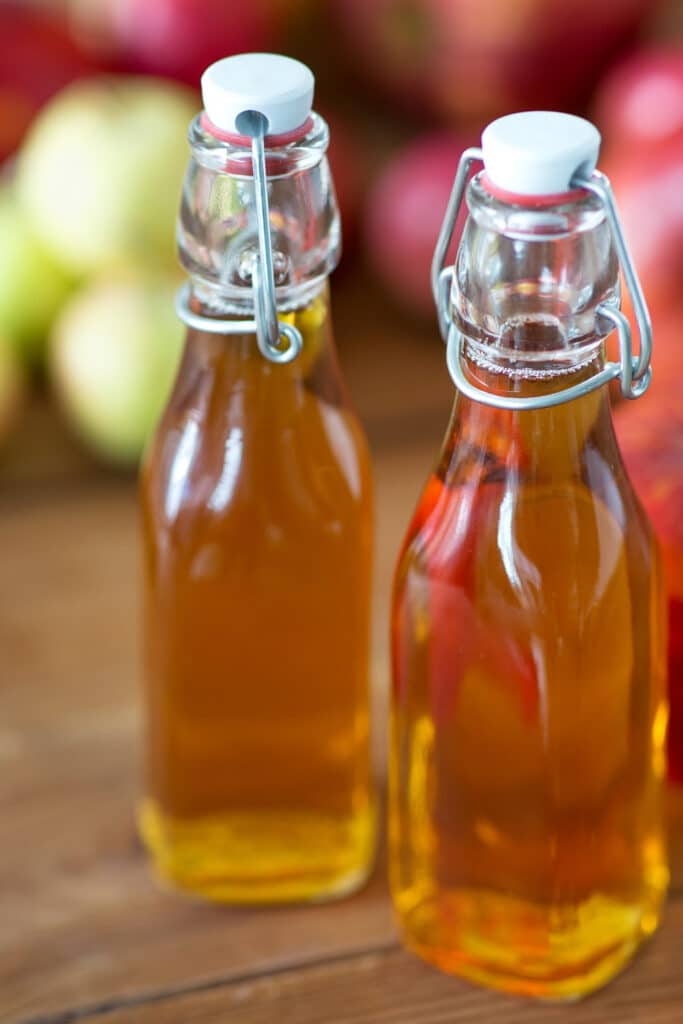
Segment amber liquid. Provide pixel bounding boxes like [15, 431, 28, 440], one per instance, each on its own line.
[140, 287, 375, 902]
[391, 353, 667, 999]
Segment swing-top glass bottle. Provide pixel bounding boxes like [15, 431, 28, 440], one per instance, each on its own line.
[391, 112, 668, 1000]
[139, 54, 375, 904]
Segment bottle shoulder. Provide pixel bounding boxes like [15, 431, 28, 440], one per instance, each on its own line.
[395, 425, 658, 596]
[141, 368, 372, 539]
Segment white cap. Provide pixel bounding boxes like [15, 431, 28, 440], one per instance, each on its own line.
[481, 111, 601, 195]
[201, 53, 314, 135]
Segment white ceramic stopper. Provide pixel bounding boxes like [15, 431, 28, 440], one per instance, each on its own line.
[201, 53, 314, 135]
[482, 111, 601, 195]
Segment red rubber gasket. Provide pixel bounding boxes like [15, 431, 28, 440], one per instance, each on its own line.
[200, 113, 314, 148]
[480, 172, 587, 208]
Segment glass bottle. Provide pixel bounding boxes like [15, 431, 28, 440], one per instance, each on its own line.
[139, 55, 375, 903]
[390, 113, 667, 999]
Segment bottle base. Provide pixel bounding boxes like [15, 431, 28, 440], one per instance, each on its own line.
[395, 885, 666, 1001]
[138, 799, 376, 905]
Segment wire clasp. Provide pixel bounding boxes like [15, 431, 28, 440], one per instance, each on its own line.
[432, 149, 652, 409]
[175, 108, 302, 364]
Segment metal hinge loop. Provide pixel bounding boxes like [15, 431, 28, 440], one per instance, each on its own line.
[571, 170, 652, 399]
[446, 324, 621, 411]
[431, 147, 483, 341]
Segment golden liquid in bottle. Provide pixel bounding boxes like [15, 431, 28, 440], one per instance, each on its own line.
[391, 355, 668, 999]
[139, 287, 375, 903]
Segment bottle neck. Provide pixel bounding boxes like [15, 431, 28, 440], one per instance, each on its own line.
[177, 112, 340, 317]
[447, 172, 618, 398]
[453, 174, 619, 352]
[438, 172, 623, 485]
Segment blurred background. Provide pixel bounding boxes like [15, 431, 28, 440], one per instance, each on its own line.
[1, 0, 683, 776]
[0, 0, 681, 484]
[4, 5, 683, 1009]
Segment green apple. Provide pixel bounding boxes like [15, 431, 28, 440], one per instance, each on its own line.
[0, 336, 26, 447]
[0, 188, 72, 367]
[17, 76, 198, 275]
[50, 275, 185, 464]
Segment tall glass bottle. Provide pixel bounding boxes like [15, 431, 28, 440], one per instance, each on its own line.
[139, 54, 375, 903]
[390, 113, 667, 999]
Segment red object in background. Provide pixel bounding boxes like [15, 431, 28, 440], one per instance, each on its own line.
[615, 312, 683, 784]
[602, 46, 683, 785]
[603, 138, 683, 309]
[330, 0, 652, 123]
[0, 4, 94, 163]
[102, 0, 276, 86]
[365, 134, 474, 318]
[594, 46, 683, 148]
[320, 110, 365, 254]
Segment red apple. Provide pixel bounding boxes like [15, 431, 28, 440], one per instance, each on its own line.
[0, 4, 94, 163]
[330, 0, 652, 123]
[319, 109, 366, 255]
[594, 45, 683, 149]
[602, 138, 683, 310]
[615, 312, 683, 784]
[365, 133, 475, 318]
[93, 0, 277, 87]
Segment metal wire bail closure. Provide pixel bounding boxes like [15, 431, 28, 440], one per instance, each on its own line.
[175, 109, 303, 365]
[432, 150, 653, 410]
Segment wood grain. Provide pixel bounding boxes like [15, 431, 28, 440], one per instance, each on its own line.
[70, 906, 683, 1024]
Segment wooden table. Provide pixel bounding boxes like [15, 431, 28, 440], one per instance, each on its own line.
[3, 292, 683, 1023]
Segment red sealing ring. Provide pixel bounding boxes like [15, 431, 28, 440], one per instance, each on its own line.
[481, 173, 587, 208]
[200, 113, 314, 148]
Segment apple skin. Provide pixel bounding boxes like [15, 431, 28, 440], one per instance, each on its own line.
[0, 3, 94, 164]
[594, 45, 683, 149]
[602, 138, 683, 311]
[0, 188, 72, 368]
[365, 134, 474, 318]
[330, 0, 652, 123]
[321, 109, 365, 255]
[615, 312, 683, 785]
[70, 0, 276, 87]
[49, 275, 185, 465]
[16, 76, 198, 276]
[594, 47, 683, 784]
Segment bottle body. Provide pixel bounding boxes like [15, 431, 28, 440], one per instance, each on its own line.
[390, 177, 667, 998]
[140, 285, 375, 903]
